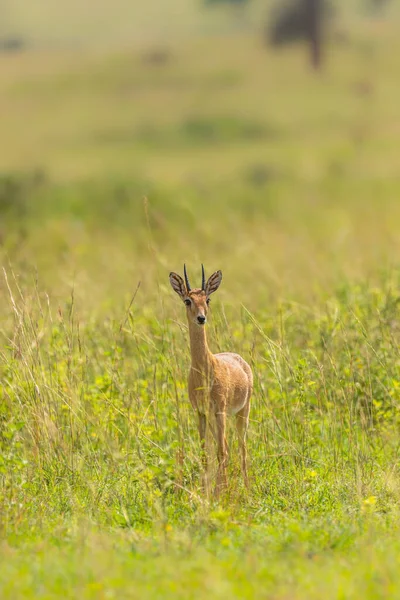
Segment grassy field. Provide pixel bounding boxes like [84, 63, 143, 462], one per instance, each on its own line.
[1, 11, 400, 598]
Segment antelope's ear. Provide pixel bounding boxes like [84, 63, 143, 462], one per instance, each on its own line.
[169, 272, 187, 299]
[205, 270, 222, 297]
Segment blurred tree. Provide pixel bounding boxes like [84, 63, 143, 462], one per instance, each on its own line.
[306, 0, 322, 68]
[267, 0, 334, 70]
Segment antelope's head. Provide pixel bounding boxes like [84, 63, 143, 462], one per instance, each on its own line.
[169, 264, 222, 326]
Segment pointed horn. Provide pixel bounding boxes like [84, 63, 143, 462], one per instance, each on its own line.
[201, 264, 205, 291]
[183, 264, 191, 292]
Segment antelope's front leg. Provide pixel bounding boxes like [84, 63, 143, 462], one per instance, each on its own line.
[215, 410, 228, 496]
[197, 413, 209, 493]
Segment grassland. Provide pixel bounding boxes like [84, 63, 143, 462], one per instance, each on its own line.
[1, 12, 400, 598]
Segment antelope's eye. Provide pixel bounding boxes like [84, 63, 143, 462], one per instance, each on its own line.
[206, 298, 210, 305]
[184, 298, 191, 306]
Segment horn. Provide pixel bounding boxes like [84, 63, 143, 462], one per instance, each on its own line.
[183, 264, 191, 292]
[201, 264, 205, 291]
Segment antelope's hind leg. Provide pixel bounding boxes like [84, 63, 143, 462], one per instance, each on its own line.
[236, 400, 250, 488]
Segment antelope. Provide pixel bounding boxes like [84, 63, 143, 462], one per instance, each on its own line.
[169, 264, 253, 496]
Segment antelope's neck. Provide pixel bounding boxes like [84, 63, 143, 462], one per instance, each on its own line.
[188, 320, 213, 372]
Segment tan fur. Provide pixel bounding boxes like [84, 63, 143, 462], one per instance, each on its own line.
[169, 269, 253, 496]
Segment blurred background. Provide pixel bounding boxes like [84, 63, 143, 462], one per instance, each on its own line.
[0, 0, 399, 310]
[3, 3, 400, 578]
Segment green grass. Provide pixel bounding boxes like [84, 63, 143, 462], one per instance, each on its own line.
[1, 17, 400, 599]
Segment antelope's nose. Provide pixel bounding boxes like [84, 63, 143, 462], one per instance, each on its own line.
[197, 315, 206, 325]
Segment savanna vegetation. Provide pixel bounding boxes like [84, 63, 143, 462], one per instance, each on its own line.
[1, 3, 400, 597]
